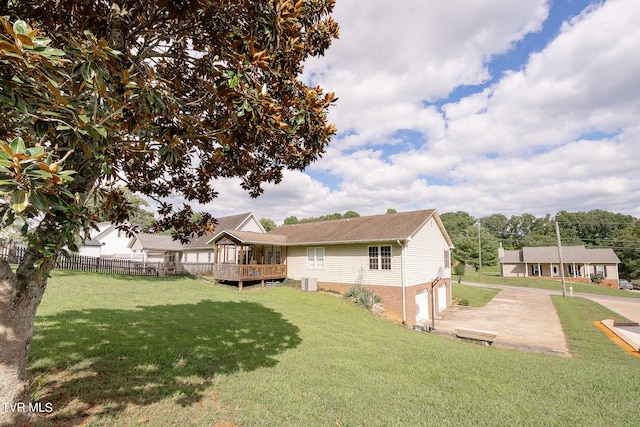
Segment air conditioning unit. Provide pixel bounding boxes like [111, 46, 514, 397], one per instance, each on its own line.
[301, 277, 317, 292]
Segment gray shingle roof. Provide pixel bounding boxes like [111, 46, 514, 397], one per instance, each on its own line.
[184, 213, 257, 249]
[501, 245, 620, 264]
[132, 233, 184, 251]
[265, 209, 451, 246]
[215, 230, 288, 245]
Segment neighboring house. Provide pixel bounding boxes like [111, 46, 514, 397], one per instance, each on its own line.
[78, 213, 265, 264]
[499, 245, 621, 287]
[78, 222, 137, 259]
[80, 237, 103, 257]
[211, 210, 454, 325]
[181, 212, 265, 263]
[127, 233, 184, 263]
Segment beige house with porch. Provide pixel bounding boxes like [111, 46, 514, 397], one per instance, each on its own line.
[499, 245, 621, 287]
[210, 210, 454, 325]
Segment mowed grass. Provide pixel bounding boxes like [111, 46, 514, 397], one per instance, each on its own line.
[451, 283, 501, 307]
[468, 268, 640, 299]
[29, 270, 640, 426]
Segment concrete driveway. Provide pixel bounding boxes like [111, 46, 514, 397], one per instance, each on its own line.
[432, 282, 640, 357]
[433, 285, 570, 356]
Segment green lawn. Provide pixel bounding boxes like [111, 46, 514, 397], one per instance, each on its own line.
[468, 269, 640, 299]
[29, 270, 640, 426]
[451, 283, 501, 307]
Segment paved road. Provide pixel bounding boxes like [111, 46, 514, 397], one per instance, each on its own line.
[577, 293, 640, 323]
[432, 281, 640, 356]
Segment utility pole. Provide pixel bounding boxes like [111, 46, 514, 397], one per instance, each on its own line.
[555, 221, 567, 297]
[477, 221, 482, 278]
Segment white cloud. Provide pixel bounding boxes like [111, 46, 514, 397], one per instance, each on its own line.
[305, 0, 550, 144]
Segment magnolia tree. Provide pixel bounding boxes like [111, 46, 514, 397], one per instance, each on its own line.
[0, 1, 338, 424]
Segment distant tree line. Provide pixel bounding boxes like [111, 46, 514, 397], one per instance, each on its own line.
[441, 210, 640, 279]
[282, 210, 361, 225]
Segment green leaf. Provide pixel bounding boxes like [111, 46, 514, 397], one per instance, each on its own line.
[229, 74, 240, 88]
[10, 137, 26, 154]
[29, 191, 48, 212]
[25, 169, 52, 179]
[81, 63, 95, 82]
[0, 183, 18, 194]
[32, 37, 51, 48]
[33, 46, 66, 58]
[93, 125, 107, 138]
[11, 189, 28, 213]
[56, 170, 76, 181]
[13, 20, 29, 36]
[25, 146, 45, 157]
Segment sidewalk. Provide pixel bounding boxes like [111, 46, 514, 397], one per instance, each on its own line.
[583, 294, 640, 353]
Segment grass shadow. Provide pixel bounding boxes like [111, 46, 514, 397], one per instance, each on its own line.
[28, 300, 300, 423]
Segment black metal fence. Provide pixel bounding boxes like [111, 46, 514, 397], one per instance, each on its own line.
[0, 246, 195, 277]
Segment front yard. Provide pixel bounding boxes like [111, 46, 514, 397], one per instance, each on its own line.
[29, 270, 640, 426]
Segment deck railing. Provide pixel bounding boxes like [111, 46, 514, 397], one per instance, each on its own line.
[213, 263, 287, 282]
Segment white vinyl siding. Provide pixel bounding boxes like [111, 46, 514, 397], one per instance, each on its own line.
[183, 250, 214, 263]
[286, 244, 402, 286]
[405, 217, 452, 286]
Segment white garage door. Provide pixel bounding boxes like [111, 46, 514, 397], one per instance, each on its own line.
[415, 291, 429, 323]
[438, 285, 447, 312]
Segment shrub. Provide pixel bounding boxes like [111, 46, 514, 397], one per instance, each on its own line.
[590, 273, 604, 284]
[343, 286, 382, 310]
[453, 263, 466, 277]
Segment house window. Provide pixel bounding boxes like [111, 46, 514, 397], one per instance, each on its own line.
[568, 264, 581, 277]
[369, 245, 392, 270]
[596, 265, 606, 276]
[307, 248, 324, 269]
[531, 264, 540, 276]
[267, 249, 281, 264]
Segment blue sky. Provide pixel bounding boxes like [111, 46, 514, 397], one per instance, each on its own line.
[199, 0, 640, 224]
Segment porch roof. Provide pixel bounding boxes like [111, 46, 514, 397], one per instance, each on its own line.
[184, 213, 260, 249]
[212, 230, 287, 246]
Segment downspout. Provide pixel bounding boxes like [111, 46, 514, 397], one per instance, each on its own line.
[397, 239, 408, 325]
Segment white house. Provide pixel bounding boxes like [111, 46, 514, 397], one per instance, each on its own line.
[78, 222, 137, 259]
[79, 213, 265, 264]
[211, 210, 454, 325]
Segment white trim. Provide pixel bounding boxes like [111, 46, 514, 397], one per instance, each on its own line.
[368, 245, 392, 270]
[307, 247, 324, 269]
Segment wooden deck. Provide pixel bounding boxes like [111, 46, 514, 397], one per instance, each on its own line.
[213, 264, 287, 283]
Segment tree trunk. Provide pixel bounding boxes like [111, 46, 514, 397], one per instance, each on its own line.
[0, 253, 53, 427]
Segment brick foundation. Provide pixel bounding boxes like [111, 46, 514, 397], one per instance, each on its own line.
[318, 280, 451, 325]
